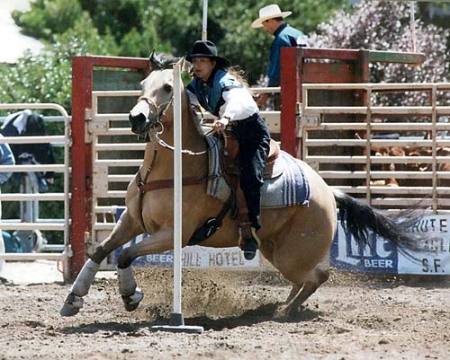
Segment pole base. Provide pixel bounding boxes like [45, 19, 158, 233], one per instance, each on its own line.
[151, 324, 204, 334]
[151, 313, 204, 334]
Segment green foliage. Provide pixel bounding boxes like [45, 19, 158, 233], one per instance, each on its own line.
[9, 0, 348, 86]
[148, 0, 349, 83]
[5, 0, 449, 108]
[12, 0, 84, 40]
[0, 13, 119, 110]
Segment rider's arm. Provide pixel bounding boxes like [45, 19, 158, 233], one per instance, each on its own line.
[221, 87, 259, 123]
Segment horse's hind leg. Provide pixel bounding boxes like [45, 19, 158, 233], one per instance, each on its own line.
[284, 283, 302, 304]
[292, 268, 329, 315]
[276, 265, 330, 318]
[60, 210, 142, 316]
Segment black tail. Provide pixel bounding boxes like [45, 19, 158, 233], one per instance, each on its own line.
[333, 189, 424, 258]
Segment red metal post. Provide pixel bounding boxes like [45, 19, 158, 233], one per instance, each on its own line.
[280, 47, 298, 157]
[70, 57, 93, 280]
[69, 56, 148, 281]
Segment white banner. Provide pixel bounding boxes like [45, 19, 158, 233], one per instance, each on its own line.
[331, 214, 450, 275]
[114, 233, 261, 269]
[398, 214, 450, 275]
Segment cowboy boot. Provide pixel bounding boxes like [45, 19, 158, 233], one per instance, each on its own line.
[238, 222, 261, 260]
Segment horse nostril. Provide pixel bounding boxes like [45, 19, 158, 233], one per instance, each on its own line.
[129, 113, 147, 133]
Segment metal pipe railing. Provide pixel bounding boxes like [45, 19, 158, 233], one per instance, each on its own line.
[0, 103, 71, 267]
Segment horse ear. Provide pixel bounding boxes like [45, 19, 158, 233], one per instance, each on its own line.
[149, 50, 163, 71]
[179, 57, 193, 74]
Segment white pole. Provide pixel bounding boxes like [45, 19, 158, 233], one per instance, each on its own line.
[151, 61, 203, 333]
[410, 1, 416, 53]
[202, 0, 208, 41]
[172, 62, 183, 320]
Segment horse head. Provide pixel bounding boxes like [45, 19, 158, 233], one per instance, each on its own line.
[129, 52, 186, 136]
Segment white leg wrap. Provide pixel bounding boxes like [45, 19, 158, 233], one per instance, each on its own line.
[117, 266, 137, 297]
[70, 259, 100, 297]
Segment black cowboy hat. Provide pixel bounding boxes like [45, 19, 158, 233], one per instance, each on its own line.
[186, 40, 230, 68]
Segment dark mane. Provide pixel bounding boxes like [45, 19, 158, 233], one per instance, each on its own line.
[149, 51, 179, 70]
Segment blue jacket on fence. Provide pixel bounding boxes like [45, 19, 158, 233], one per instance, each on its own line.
[0, 135, 15, 185]
[268, 23, 306, 87]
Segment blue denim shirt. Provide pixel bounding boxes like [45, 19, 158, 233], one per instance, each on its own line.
[187, 68, 242, 116]
[268, 23, 306, 87]
[0, 136, 14, 185]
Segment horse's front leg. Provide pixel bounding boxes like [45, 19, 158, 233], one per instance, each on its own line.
[60, 210, 142, 316]
[116, 228, 173, 312]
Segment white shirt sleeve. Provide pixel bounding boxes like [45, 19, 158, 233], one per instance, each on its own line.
[220, 87, 259, 121]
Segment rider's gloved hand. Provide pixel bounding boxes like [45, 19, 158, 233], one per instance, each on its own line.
[213, 117, 230, 134]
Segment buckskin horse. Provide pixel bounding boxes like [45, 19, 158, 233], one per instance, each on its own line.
[61, 55, 424, 318]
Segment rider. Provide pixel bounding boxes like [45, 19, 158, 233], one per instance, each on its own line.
[186, 40, 271, 260]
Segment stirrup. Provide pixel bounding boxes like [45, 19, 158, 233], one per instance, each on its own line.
[238, 223, 261, 245]
[238, 223, 261, 260]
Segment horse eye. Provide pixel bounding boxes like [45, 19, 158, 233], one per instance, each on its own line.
[163, 84, 172, 93]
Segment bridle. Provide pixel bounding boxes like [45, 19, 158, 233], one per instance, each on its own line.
[133, 91, 209, 232]
[137, 95, 172, 131]
[137, 94, 207, 156]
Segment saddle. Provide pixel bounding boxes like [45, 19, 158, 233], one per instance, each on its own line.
[222, 132, 282, 179]
[188, 131, 282, 248]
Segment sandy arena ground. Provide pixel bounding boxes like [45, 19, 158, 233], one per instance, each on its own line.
[0, 265, 449, 360]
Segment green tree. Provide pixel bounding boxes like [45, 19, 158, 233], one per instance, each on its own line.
[12, 0, 84, 41]
[11, 0, 348, 83]
[0, 14, 118, 110]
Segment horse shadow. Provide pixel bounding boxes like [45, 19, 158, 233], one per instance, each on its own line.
[183, 303, 322, 331]
[60, 320, 150, 335]
[60, 302, 322, 335]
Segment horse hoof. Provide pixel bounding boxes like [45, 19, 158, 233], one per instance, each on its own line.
[274, 305, 289, 319]
[60, 293, 84, 317]
[122, 288, 144, 312]
[274, 304, 302, 319]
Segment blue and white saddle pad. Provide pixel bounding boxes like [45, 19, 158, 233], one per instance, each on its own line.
[205, 135, 310, 208]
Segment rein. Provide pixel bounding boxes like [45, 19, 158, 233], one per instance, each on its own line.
[136, 173, 210, 193]
[139, 95, 208, 156]
[134, 146, 210, 233]
[133, 87, 210, 232]
[154, 131, 208, 156]
[135, 142, 158, 232]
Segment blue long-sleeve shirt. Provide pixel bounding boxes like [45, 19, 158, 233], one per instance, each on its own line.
[267, 23, 306, 87]
[0, 135, 14, 185]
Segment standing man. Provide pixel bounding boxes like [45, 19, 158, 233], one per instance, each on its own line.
[252, 4, 307, 106]
[186, 40, 271, 260]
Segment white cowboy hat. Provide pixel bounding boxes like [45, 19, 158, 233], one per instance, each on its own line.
[251, 4, 292, 28]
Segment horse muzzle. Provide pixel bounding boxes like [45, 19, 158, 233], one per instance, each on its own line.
[129, 113, 149, 135]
